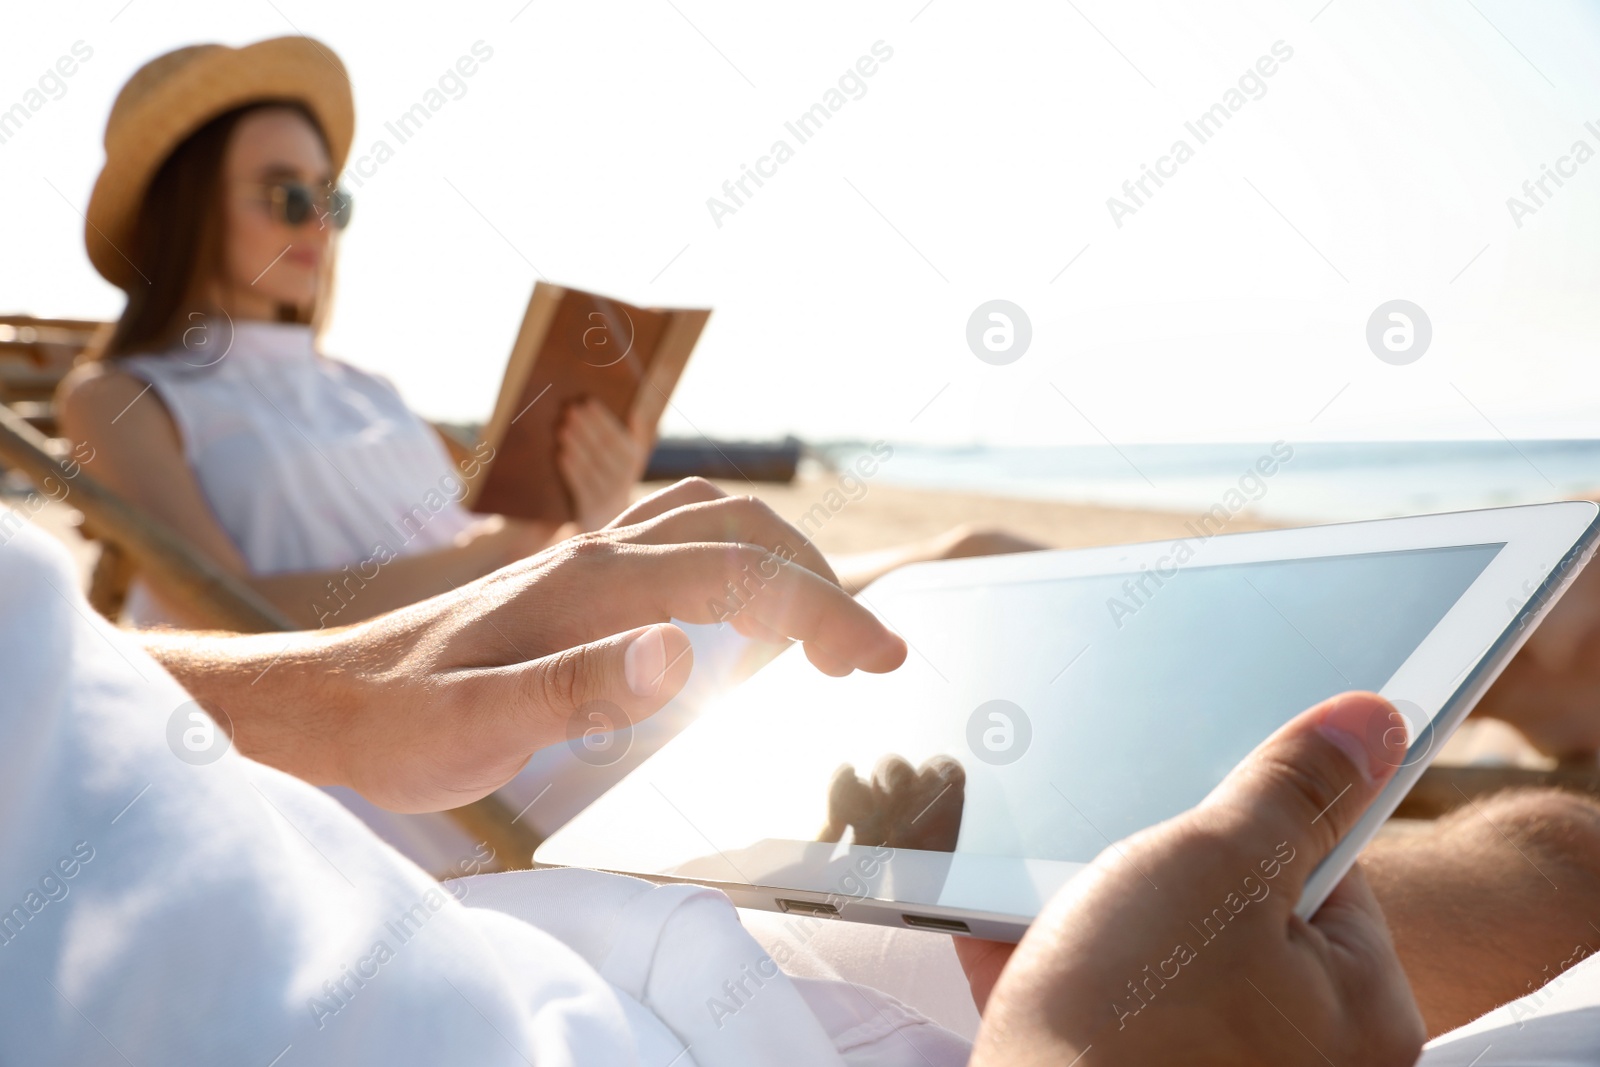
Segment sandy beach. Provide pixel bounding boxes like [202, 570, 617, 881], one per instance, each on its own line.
[668, 472, 1279, 556]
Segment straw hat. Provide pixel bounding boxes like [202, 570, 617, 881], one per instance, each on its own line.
[85, 36, 354, 290]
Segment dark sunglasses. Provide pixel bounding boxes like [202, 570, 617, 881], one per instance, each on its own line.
[246, 181, 354, 231]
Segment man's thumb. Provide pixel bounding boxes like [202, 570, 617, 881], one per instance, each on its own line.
[1203, 692, 1409, 894]
[523, 623, 695, 735]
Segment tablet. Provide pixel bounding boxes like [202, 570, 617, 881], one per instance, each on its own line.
[534, 502, 1600, 941]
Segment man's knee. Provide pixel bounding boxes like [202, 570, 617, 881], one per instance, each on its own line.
[1364, 788, 1600, 1037]
[1446, 788, 1600, 888]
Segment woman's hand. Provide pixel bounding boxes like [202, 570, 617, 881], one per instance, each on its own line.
[966, 692, 1425, 1067]
[556, 398, 652, 532]
[157, 479, 906, 814]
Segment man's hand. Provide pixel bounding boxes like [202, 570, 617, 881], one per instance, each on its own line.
[146, 479, 907, 813]
[967, 692, 1425, 1067]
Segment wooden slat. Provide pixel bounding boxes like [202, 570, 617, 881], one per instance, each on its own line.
[435, 792, 543, 872]
[0, 324, 98, 348]
[0, 314, 105, 333]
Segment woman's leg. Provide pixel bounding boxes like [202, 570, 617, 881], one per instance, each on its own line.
[833, 525, 1048, 594]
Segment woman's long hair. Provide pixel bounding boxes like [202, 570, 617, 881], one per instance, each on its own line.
[90, 100, 336, 360]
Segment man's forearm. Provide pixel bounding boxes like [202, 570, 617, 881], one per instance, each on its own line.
[140, 628, 355, 787]
[126, 484, 909, 816]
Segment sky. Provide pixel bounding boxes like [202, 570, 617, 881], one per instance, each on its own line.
[4, 0, 1600, 446]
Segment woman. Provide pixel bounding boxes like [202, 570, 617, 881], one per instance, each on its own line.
[59, 36, 1035, 869]
[60, 38, 650, 631]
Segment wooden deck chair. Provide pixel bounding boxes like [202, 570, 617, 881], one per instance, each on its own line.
[0, 315, 102, 437]
[0, 396, 543, 874]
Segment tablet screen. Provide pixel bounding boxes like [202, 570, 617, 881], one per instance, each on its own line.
[564, 542, 1506, 915]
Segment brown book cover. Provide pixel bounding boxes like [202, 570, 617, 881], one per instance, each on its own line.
[465, 282, 710, 524]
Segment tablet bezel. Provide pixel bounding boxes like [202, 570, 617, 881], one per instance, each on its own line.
[534, 501, 1600, 939]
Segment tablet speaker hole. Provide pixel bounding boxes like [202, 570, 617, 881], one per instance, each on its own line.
[902, 914, 970, 934]
[777, 898, 839, 918]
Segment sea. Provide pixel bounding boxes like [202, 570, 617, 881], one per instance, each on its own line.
[811, 440, 1600, 525]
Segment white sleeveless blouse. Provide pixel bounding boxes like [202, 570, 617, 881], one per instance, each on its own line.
[118, 320, 477, 624]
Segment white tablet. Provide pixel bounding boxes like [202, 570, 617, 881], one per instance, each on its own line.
[535, 502, 1600, 941]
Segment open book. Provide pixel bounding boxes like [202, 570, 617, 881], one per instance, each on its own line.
[465, 282, 710, 524]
